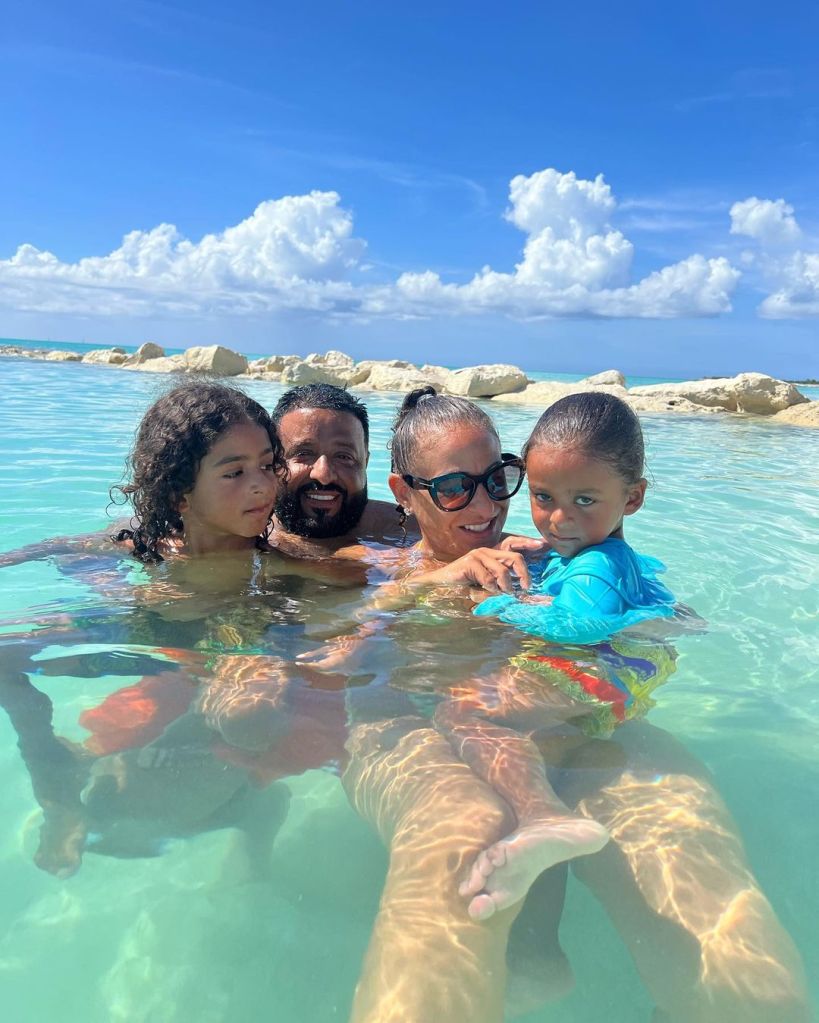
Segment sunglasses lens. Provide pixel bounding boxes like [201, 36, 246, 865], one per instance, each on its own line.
[434, 475, 475, 509]
[487, 464, 522, 499]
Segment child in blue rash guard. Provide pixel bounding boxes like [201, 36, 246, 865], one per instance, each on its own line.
[446, 393, 682, 921]
[475, 391, 676, 646]
[464, 392, 680, 748]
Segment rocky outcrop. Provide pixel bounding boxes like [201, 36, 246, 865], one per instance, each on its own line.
[121, 342, 165, 366]
[305, 350, 355, 369]
[445, 364, 528, 398]
[770, 401, 819, 428]
[491, 381, 628, 406]
[83, 347, 128, 365]
[1, 343, 812, 428]
[355, 364, 435, 394]
[731, 372, 809, 414]
[183, 345, 248, 376]
[44, 350, 82, 361]
[626, 394, 727, 415]
[348, 359, 416, 386]
[281, 360, 353, 387]
[246, 354, 302, 379]
[580, 369, 626, 387]
[124, 355, 186, 373]
[629, 373, 807, 414]
[419, 364, 453, 388]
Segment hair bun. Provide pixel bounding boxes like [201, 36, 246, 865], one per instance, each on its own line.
[402, 386, 437, 412]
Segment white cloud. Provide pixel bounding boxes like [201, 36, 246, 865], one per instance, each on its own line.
[0, 169, 740, 321]
[0, 191, 364, 316]
[758, 252, 819, 318]
[368, 169, 738, 319]
[505, 169, 615, 236]
[728, 195, 819, 317]
[730, 197, 801, 245]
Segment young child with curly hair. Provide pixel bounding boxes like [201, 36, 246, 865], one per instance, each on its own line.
[1, 382, 354, 877]
[111, 380, 286, 561]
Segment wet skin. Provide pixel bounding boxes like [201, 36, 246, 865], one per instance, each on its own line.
[389, 424, 510, 563]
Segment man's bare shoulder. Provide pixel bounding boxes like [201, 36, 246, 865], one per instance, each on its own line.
[356, 499, 420, 545]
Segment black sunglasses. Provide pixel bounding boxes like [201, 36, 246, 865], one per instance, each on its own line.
[402, 454, 525, 512]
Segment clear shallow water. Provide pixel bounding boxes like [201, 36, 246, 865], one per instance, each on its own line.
[0, 355, 817, 1022]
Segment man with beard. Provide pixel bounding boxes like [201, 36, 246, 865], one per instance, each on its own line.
[271, 383, 417, 558]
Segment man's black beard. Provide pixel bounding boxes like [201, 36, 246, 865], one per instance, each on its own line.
[275, 483, 368, 539]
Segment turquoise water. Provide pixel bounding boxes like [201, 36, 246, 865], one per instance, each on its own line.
[0, 355, 816, 1021]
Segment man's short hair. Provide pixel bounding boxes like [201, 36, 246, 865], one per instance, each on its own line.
[272, 384, 370, 447]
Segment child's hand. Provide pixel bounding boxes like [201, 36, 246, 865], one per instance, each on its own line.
[496, 534, 549, 554]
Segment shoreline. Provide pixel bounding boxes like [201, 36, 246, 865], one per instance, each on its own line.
[1, 340, 817, 428]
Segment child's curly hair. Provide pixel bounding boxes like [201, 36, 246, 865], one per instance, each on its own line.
[111, 381, 286, 562]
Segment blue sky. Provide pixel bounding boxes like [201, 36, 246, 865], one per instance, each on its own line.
[1, 0, 818, 378]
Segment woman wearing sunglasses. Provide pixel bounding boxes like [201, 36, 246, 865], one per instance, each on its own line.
[386, 388, 540, 591]
[338, 389, 604, 1023]
[338, 387, 808, 1023]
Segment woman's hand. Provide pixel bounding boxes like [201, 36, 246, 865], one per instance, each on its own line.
[422, 548, 532, 594]
[497, 534, 548, 554]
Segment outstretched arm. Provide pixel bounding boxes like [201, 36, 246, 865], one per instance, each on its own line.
[0, 525, 128, 568]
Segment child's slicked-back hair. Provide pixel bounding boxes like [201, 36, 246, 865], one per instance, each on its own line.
[390, 386, 499, 475]
[111, 381, 285, 562]
[523, 392, 645, 484]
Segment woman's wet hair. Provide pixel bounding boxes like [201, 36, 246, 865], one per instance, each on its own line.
[390, 386, 499, 475]
[110, 381, 286, 562]
[523, 392, 645, 484]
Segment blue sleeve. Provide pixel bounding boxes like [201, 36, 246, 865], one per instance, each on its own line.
[473, 542, 677, 645]
[551, 574, 627, 616]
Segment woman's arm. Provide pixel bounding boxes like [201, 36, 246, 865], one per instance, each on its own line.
[296, 546, 534, 673]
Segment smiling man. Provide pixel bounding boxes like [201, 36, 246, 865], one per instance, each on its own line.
[271, 384, 416, 557]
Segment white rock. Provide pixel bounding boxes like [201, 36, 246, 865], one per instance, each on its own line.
[280, 360, 352, 387]
[248, 354, 298, 374]
[44, 349, 82, 361]
[626, 394, 727, 415]
[419, 364, 453, 387]
[732, 372, 809, 414]
[444, 364, 528, 398]
[580, 369, 626, 387]
[183, 345, 248, 376]
[629, 378, 738, 410]
[305, 350, 355, 368]
[345, 364, 372, 385]
[354, 364, 434, 393]
[123, 355, 186, 373]
[348, 359, 419, 386]
[770, 401, 819, 428]
[121, 342, 165, 366]
[491, 381, 628, 406]
[629, 373, 807, 414]
[82, 347, 128, 365]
